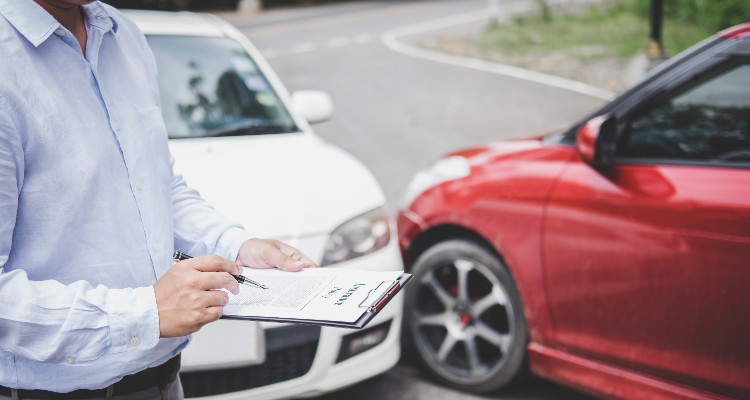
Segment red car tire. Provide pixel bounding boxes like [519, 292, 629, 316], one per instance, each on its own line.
[404, 239, 528, 393]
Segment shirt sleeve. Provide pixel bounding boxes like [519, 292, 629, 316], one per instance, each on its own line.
[0, 108, 160, 366]
[169, 154, 252, 261]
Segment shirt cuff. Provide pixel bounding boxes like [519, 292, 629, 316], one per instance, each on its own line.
[106, 286, 160, 354]
[215, 227, 253, 261]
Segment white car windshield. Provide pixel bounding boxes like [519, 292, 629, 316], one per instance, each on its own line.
[146, 35, 298, 138]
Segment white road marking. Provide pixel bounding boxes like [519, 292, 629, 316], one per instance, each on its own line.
[263, 33, 374, 57]
[261, 48, 280, 59]
[381, 2, 616, 101]
[254, 0, 617, 101]
[326, 36, 351, 48]
[290, 42, 318, 54]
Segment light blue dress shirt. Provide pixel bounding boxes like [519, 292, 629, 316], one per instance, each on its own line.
[0, 0, 250, 392]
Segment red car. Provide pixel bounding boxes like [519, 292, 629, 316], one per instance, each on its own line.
[398, 23, 750, 399]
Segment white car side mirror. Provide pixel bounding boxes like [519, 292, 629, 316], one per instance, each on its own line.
[291, 90, 334, 124]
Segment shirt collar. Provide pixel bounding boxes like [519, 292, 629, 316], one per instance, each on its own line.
[0, 0, 117, 48]
[82, 1, 118, 34]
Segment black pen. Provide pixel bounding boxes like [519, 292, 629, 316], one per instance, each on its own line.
[173, 251, 269, 290]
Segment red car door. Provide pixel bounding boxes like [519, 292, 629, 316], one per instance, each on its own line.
[542, 61, 750, 397]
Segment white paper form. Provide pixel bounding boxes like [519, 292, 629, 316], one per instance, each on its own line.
[224, 267, 405, 324]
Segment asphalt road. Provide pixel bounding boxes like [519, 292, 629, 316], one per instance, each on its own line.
[223, 1, 604, 398]
[313, 362, 590, 400]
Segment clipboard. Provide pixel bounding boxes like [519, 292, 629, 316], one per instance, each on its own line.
[222, 272, 412, 329]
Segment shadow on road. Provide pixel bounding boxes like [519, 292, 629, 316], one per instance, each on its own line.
[313, 362, 592, 400]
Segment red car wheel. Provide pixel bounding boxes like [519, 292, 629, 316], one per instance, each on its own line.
[404, 239, 528, 393]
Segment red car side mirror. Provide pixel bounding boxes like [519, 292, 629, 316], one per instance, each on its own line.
[576, 114, 617, 166]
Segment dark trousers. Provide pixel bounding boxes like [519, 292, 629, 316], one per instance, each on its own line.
[0, 376, 183, 400]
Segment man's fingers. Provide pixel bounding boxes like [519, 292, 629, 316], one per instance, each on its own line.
[208, 290, 229, 308]
[186, 255, 242, 274]
[205, 306, 225, 323]
[296, 253, 317, 268]
[201, 294, 228, 325]
[196, 305, 224, 328]
[268, 246, 305, 272]
[273, 253, 316, 271]
[235, 238, 317, 272]
[195, 290, 230, 309]
[198, 272, 240, 294]
[278, 257, 303, 272]
[156, 258, 238, 337]
[277, 242, 318, 268]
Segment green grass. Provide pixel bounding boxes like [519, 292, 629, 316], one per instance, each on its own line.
[478, 2, 716, 60]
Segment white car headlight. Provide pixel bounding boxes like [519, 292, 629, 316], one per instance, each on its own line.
[321, 207, 391, 266]
[401, 156, 471, 208]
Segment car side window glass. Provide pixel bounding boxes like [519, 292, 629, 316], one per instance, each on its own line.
[619, 62, 750, 164]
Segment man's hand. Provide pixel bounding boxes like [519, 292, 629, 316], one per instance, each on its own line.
[236, 239, 317, 272]
[153, 256, 240, 338]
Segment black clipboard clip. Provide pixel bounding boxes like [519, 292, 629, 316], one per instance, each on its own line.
[358, 280, 402, 313]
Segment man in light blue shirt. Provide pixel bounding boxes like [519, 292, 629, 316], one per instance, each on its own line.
[0, 0, 315, 398]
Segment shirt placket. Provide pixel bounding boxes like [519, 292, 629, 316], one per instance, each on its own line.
[84, 25, 162, 280]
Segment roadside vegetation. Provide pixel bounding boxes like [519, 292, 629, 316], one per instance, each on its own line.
[420, 0, 749, 92]
[481, 0, 747, 60]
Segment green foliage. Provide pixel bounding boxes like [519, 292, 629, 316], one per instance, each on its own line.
[479, 0, 727, 60]
[481, 8, 645, 59]
[536, 0, 552, 22]
[629, 0, 750, 32]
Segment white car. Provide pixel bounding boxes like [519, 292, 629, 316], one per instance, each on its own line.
[126, 10, 404, 399]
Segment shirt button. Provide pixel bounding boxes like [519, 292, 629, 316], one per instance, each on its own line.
[130, 336, 141, 347]
[55, 29, 65, 36]
[135, 182, 144, 191]
[112, 120, 121, 132]
[65, 356, 75, 365]
[151, 243, 160, 252]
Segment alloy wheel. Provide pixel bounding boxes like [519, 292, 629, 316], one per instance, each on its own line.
[409, 253, 517, 386]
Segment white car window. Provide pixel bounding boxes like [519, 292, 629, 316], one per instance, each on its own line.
[146, 35, 297, 138]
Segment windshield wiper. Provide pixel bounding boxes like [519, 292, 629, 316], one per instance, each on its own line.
[207, 120, 297, 137]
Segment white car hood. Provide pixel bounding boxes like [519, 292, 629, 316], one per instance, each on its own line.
[169, 133, 385, 240]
